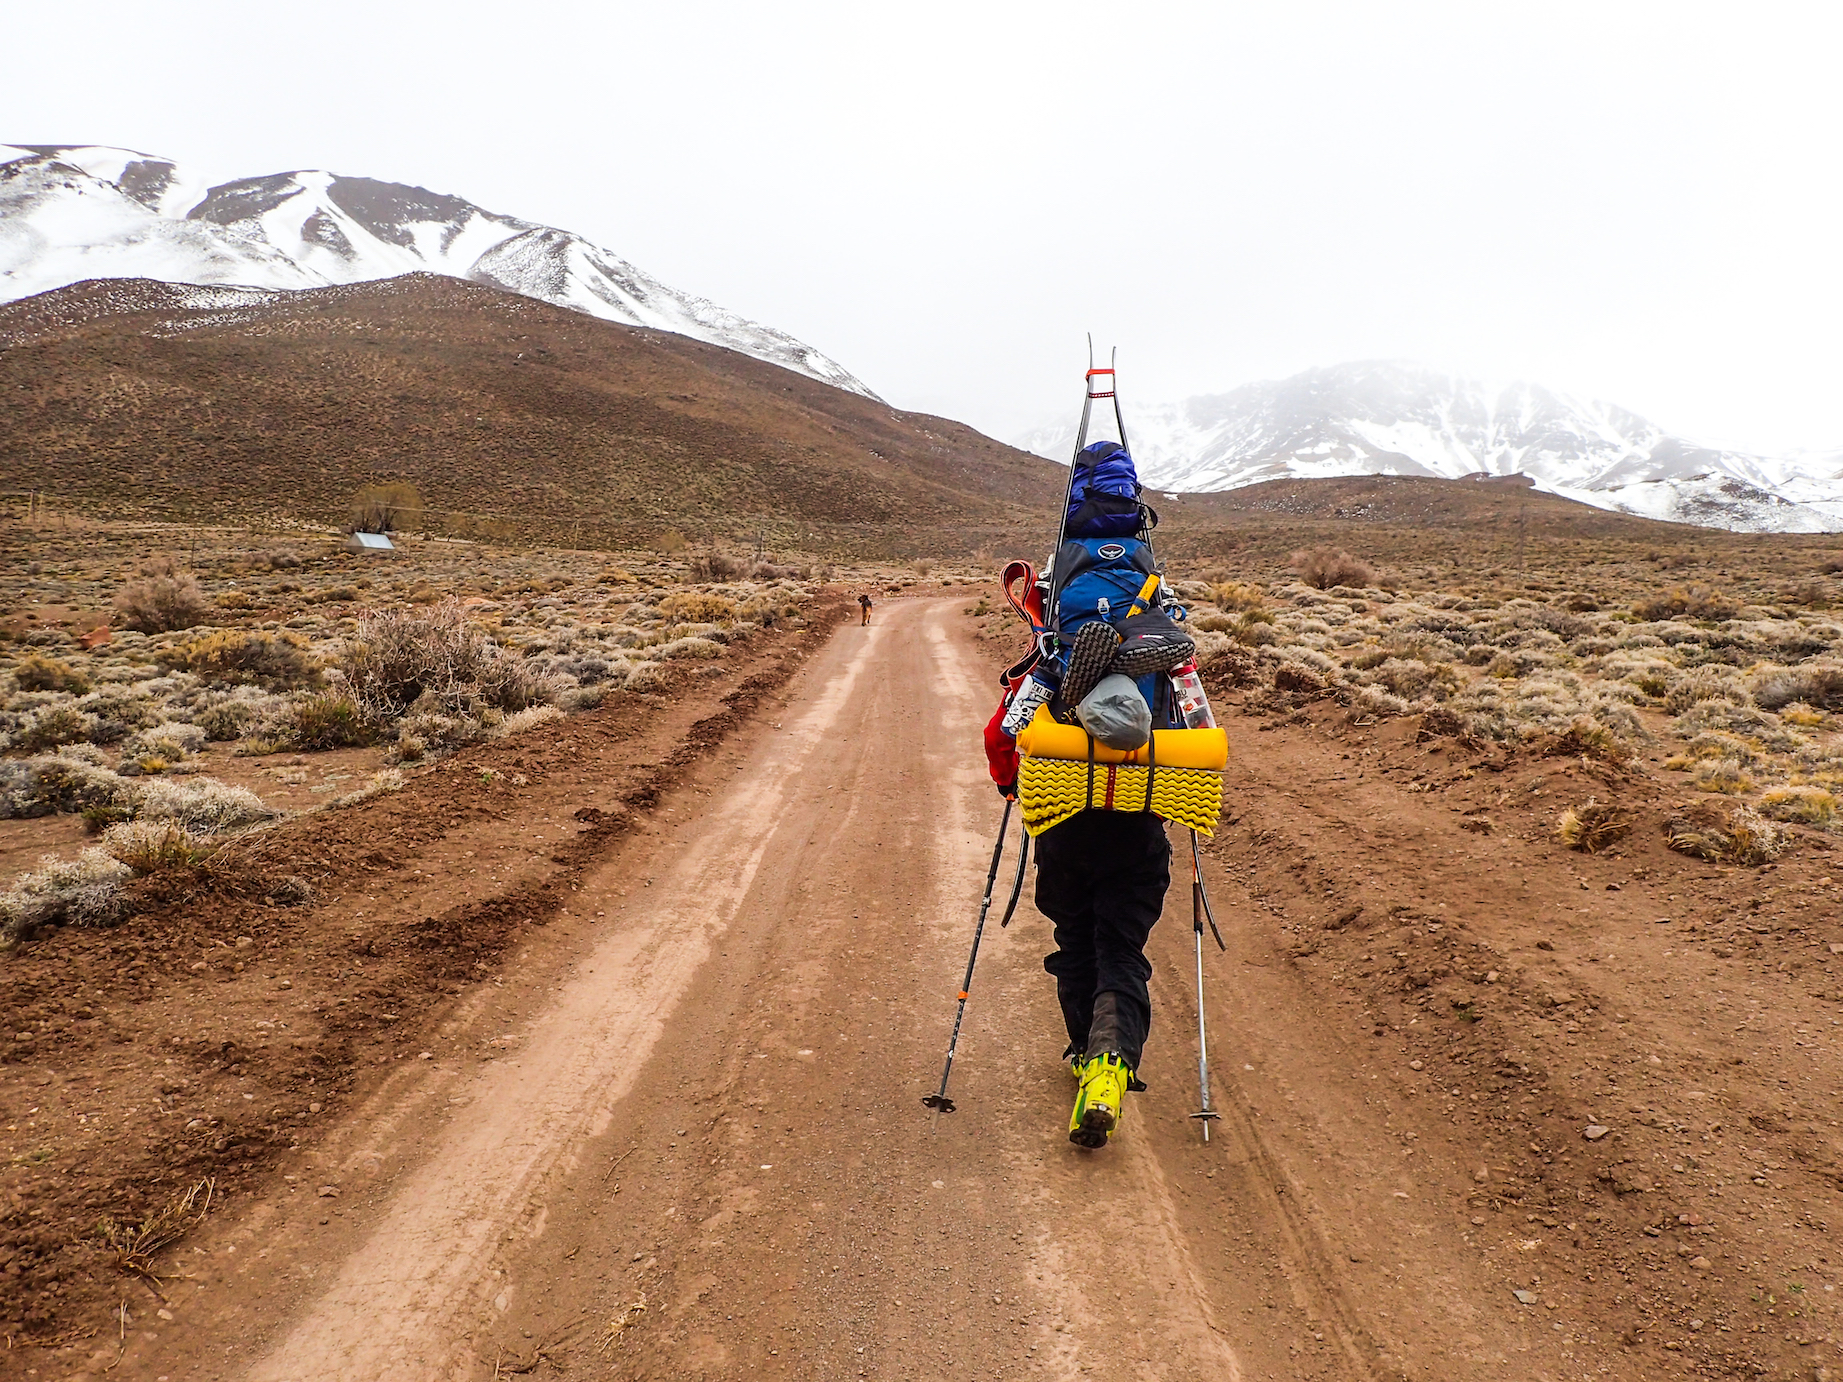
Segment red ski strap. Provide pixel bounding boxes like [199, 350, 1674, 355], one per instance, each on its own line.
[1086, 367, 1116, 399]
[1002, 560, 1044, 632]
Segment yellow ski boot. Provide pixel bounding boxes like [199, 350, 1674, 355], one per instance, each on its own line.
[1069, 1051, 1133, 1149]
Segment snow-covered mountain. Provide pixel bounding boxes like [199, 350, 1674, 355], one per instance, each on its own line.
[1017, 361, 1843, 533]
[0, 144, 876, 398]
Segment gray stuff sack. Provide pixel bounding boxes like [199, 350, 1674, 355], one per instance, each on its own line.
[1076, 673, 1152, 751]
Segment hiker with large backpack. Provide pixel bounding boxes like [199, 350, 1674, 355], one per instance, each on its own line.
[981, 416, 1228, 1149]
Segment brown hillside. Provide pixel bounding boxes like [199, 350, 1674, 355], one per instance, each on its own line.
[0, 274, 1063, 556]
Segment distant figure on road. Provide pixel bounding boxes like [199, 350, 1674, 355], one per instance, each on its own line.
[858, 592, 873, 625]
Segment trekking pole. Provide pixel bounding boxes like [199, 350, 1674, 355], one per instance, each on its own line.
[923, 799, 1015, 1114]
[1188, 829, 1226, 1140]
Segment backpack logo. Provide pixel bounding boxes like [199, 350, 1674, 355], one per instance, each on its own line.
[1098, 544, 1126, 559]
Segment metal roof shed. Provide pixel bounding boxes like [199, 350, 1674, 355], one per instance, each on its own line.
[343, 532, 397, 555]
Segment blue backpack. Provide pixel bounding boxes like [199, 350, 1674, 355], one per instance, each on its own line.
[1048, 535, 1173, 723]
[1066, 441, 1150, 539]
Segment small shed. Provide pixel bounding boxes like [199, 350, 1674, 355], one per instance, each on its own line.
[344, 531, 397, 555]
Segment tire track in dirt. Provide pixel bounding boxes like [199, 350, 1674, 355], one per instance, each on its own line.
[233, 621, 895, 1380]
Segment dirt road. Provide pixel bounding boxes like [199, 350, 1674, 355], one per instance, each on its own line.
[89, 598, 1837, 1382]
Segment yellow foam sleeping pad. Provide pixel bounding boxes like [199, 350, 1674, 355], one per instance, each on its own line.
[1014, 705, 1227, 837]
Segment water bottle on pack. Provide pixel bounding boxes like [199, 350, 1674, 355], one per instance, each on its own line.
[1167, 662, 1215, 729]
[1001, 671, 1056, 737]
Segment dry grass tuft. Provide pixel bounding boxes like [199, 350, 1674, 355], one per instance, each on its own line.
[1273, 662, 1329, 694]
[1556, 798, 1632, 853]
[1632, 583, 1739, 622]
[12, 654, 89, 694]
[171, 630, 319, 689]
[102, 820, 216, 875]
[94, 1177, 216, 1285]
[1289, 546, 1374, 591]
[657, 591, 739, 625]
[1690, 757, 1754, 795]
[1665, 804, 1790, 866]
[0, 849, 132, 944]
[1757, 785, 1837, 825]
[1547, 716, 1632, 764]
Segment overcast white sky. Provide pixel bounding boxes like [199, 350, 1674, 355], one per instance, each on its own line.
[8, 1, 1842, 453]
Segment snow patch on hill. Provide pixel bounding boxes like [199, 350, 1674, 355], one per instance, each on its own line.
[1017, 361, 1842, 533]
[0, 145, 875, 398]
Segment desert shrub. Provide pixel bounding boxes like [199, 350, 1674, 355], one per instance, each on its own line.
[13, 704, 97, 752]
[495, 704, 565, 738]
[12, 654, 88, 694]
[171, 630, 319, 689]
[1209, 582, 1268, 613]
[1549, 716, 1632, 764]
[132, 777, 275, 833]
[196, 695, 275, 742]
[103, 820, 216, 874]
[1632, 584, 1739, 622]
[266, 549, 304, 570]
[1361, 658, 1459, 702]
[687, 551, 747, 581]
[1190, 613, 1233, 634]
[478, 654, 562, 712]
[0, 849, 131, 944]
[1289, 547, 1374, 591]
[1749, 661, 1843, 712]
[341, 600, 491, 718]
[1684, 730, 1763, 767]
[288, 693, 374, 750]
[1665, 804, 1788, 865]
[0, 751, 129, 819]
[73, 686, 162, 741]
[1663, 666, 1747, 715]
[1557, 799, 1631, 853]
[1758, 785, 1836, 825]
[1780, 702, 1827, 727]
[1690, 757, 1753, 794]
[119, 723, 207, 772]
[1674, 700, 1804, 751]
[624, 662, 669, 692]
[562, 684, 606, 712]
[1485, 649, 1561, 679]
[655, 637, 724, 661]
[1349, 685, 1411, 719]
[1273, 662, 1328, 694]
[658, 591, 739, 625]
[114, 559, 213, 633]
[394, 711, 487, 754]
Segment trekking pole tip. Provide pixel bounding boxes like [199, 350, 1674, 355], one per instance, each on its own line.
[922, 1094, 956, 1113]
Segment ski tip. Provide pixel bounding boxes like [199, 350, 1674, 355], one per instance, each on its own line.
[921, 1094, 956, 1113]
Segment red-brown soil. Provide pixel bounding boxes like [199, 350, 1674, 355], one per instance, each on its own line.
[6, 598, 1838, 1382]
[0, 594, 849, 1356]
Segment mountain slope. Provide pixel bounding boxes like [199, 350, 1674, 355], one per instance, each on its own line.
[1018, 361, 1842, 533]
[0, 145, 873, 398]
[0, 274, 1056, 555]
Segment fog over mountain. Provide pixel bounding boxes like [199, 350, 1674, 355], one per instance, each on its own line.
[0, 144, 875, 398]
[1018, 362, 1843, 534]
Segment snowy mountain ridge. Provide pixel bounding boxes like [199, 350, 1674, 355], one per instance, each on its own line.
[0, 144, 876, 398]
[1017, 361, 1843, 533]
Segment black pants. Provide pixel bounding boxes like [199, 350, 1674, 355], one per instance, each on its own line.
[1034, 810, 1171, 1071]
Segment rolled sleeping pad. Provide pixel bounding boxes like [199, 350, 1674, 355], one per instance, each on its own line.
[1015, 703, 1228, 770]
